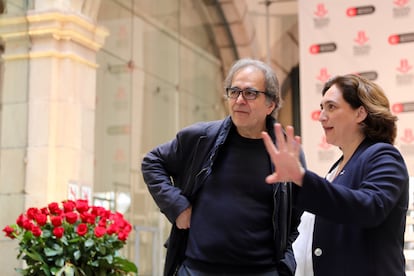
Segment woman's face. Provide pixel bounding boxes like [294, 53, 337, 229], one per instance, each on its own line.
[318, 84, 367, 149]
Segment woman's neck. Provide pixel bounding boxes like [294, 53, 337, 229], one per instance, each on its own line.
[340, 135, 365, 166]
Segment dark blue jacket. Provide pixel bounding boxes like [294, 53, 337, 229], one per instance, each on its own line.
[141, 116, 306, 276]
[297, 139, 409, 276]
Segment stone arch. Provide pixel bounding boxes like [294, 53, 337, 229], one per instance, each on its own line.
[202, 0, 260, 73]
[202, 0, 299, 91]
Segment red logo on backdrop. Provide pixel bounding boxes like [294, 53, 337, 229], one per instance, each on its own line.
[314, 3, 328, 18]
[393, 0, 411, 17]
[311, 110, 321, 121]
[396, 59, 412, 74]
[355, 71, 378, 80]
[392, 102, 414, 113]
[354, 31, 369, 45]
[394, 0, 409, 7]
[316, 68, 331, 82]
[313, 3, 330, 28]
[388, 33, 414, 44]
[309, 43, 337, 54]
[401, 128, 414, 144]
[346, 5, 375, 17]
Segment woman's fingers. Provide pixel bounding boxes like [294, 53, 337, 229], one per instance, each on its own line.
[262, 124, 304, 186]
[261, 130, 280, 183]
[274, 123, 286, 151]
[261, 131, 278, 156]
[285, 125, 295, 152]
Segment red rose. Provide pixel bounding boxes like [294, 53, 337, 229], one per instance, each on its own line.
[65, 212, 78, 224]
[75, 199, 89, 213]
[26, 208, 40, 220]
[62, 200, 76, 212]
[107, 223, 118, 235]
[22, 219, 33, 231]
[40, 207, 49, 215]
[53, 227, 64, 238]
[31, 226, 42, 237]
[76, 223, 88, 236]
[16, 214, 25, 227]
[2, 225, 16, 239]
[80, 213, 96, 224]
[91, 206, 105, 216]
[48, 202, 61, 215]
[98, 218, 107, 227]
[50, 216, 63, 227]
[94, 226, 106, 238]
[124, 222, 132, 233]
[112, 213, 130, 230]
[103, 210, 111, 219]
[34, 213, 47, 226]
[118, 231, 128, 241]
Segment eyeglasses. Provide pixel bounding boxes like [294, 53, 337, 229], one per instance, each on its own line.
[225, 87, 269, 100]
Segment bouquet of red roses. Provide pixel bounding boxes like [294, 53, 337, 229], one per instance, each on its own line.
[3, 199, 137, 275]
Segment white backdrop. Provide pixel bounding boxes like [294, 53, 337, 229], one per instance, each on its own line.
[298, 0, 414, 177]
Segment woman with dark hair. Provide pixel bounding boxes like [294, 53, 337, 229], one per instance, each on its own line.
[262, 74, 409, 276]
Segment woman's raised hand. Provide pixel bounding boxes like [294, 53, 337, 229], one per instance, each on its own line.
[261, 123, 305, 186]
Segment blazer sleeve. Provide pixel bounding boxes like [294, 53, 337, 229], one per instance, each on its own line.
[296, 143, 408, 227]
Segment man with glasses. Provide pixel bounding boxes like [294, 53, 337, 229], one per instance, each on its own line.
[141, 58, 306, 276]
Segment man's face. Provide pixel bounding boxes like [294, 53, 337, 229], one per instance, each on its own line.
[227, 66, 275, 138]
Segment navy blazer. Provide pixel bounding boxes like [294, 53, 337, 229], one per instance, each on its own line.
[296, 139, 409, 276]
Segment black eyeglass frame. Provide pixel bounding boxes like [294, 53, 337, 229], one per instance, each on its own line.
[225, 87, 271, 100]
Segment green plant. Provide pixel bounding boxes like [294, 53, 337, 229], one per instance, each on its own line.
[3, 199, 138, 276]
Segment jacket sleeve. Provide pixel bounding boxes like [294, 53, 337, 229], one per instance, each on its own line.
[297, 143, 408, 227]
[141, 133, 191, 224]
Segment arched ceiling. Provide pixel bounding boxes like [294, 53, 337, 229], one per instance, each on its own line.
[202, 0, 298, 79]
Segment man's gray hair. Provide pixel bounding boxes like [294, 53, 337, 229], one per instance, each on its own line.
[223, 58, 281, 115]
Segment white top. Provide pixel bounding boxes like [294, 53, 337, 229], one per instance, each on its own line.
[292, 166, 339, 276]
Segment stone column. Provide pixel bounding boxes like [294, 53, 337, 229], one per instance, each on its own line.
[27, 9, 107, 209]
[0, 1, 107, 272]
[0, 0, 107, 210]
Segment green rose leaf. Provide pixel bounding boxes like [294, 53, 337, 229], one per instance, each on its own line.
[73, 249, 81, 260]
[84, 238, 94, 248]
[44, 246, 63, 257]
[23, 249, 44, 262]
[55, 256, 65, 267]
[114, 257, 138, 273]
